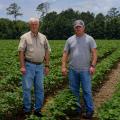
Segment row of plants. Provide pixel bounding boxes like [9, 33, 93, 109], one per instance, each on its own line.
[26, 89, 77, 120]
[0, 40, 120, 119]
[98, 81, 120, 120]
[25, 47, 120, 120]
[0, 87, 22, 120]
[92, 48, 120, 87]
[0, 40, 66, 118]
[44, 41, 120, 96]
[0, 40, 118, 90]
[0, 40, 116, 93]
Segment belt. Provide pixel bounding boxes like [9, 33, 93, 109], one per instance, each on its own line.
[25, 59, 42, 65]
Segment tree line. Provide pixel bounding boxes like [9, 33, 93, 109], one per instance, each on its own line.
[0, 2, 120, 40]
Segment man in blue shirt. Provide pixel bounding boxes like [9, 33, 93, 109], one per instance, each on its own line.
[62, 20, 97, 119]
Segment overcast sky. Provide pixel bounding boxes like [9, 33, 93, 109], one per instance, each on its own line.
[0, 0, 120, 21]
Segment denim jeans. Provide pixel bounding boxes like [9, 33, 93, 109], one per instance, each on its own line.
[22, 62, 44, 112]
[68, 68, 94, 113]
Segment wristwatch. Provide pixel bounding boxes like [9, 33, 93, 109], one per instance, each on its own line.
[45, 64, 49, 68]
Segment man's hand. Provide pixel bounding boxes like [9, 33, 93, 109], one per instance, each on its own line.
[44, 67, 49, 76]
[89, 66, 95, 75]
[20, 66, 26, 75]
[61, 67, 68, 76]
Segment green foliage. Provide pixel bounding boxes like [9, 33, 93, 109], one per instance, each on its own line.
[86, 13, 106, 39]
[0, 88, 22, 119]
[105, 18, 120, 39]
[41, 89, 77, 120]
[25, 89, 77, 120]
[107, 7, 120, 19]
[92, 48, 120, 87]
[0, 18, 28, 39]
[0, 7, 120, 39]
[1, 40, 120, 119]
[25, 115, 40, 120]
[98, 83, 120, 120]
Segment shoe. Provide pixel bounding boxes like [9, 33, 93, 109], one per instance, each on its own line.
[74, 111, 82, 116]
[24, 111, 31, 115]
[83, 111, 94, 119]
[34, 111, 43, 117]
[23, 106, 31, 115]
[69, 110, 82, 117]
[24, 111, 31, 118]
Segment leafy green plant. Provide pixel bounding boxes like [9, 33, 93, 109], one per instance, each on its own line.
[98, 83, 120, 120]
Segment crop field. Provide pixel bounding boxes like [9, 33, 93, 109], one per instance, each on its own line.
[0, 40, 120, 120]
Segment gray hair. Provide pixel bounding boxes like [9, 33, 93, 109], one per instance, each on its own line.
[29, 17, 39, 24]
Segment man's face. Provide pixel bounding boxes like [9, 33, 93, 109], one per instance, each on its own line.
[30, 21, 39, 34]
[74, 26, 85, 36]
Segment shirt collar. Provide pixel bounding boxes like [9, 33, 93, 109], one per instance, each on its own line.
[75, 33, 86, 39]
[30, 31, 38, 38]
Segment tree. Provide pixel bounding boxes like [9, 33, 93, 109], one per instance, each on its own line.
[41, 12, 58, 39]
[6, 2, 23, 21]
[41, 9, 80, 39]
[80, 11, 94, 25]
[105, 18, 120, 39]
[36, 2, 49, 20]
[94, 13, 105, 38]
[105, 7, 120, 39]
[0, 18, 27, 39]
[106, 7, 120, 20]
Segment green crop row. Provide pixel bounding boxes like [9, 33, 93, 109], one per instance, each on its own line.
[25, 48, 120, 120]
[26, 89, 77, 120]
[98, 82, 120, 120]
[0, 40, 120, 119]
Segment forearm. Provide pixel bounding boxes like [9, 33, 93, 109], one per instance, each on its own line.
[91, 49, 97, 66]
[92, 57, 97, 66]
[44, 50, 50, 66]
[19, 51, 25, 68]
[62, 52, 68, 68]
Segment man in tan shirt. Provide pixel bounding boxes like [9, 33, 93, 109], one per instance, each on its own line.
[18, 17, 51, 117]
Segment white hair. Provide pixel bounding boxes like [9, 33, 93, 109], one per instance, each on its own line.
[29, 17, 39, 24]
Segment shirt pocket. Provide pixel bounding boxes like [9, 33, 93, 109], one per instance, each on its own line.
[27, 43, 34, 52]
[40, 40, 45, 45]
[39, 41, 45, 50]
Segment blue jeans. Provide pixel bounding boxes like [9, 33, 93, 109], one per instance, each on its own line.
[22, 62, 44, 112]
[68, 68, 94, 113]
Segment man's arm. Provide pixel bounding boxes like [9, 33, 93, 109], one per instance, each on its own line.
[90, 48, 97, 74]
[44, 50, 50, 75]
[61, 51, 69, 76]
[44, 50, 50, 66]
[19, 51, 26, 74]
[91, 48, 97, 66]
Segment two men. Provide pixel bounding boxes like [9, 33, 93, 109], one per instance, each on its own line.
[18, 17, 51, 117]
[62, 20, 97, 119]
[18, 18, 97, 119]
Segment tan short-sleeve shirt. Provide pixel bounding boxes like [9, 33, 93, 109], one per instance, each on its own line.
[18, 31, 51, 62]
